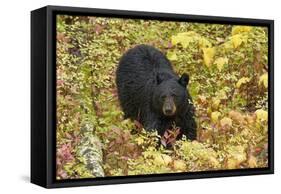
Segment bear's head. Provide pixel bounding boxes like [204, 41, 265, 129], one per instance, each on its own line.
[152, 73, 190, 117]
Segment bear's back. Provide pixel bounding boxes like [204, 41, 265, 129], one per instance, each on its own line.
[117, 44, 173, 80]
[116, 45, 174, 119]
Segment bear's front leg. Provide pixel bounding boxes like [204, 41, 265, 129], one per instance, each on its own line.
[182, 126, 196, 140]
[177, 114, 197, 141]
[142, 112, 167, 135]
[144, 118, 161, 132]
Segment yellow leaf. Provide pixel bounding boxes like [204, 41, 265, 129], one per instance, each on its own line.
[154, 154, 172, 166]
[214, 57, 228, 72]
[212, 98, 221, 110]
[161, 154, 172, 165]
[217, 89, 228, 100]
[236, 77, 250, 88]
[223, 41, 233, 50]
[171, 32, 194, 48]
[154, 155, 164, 165]
[173, 160, 187, 171]
[211, 111, 221, 123]
[259, 73, 268, 88]
[135, 137, 144, 145]
[231, 34, 243, 48]
[171, 31, 213, 51]
[226, 158, 239, 169]
[255, 109, 268, 122]
[166, 51, 178, 61]
[198, 37, 212, 49]
[202, 47, 215, 67]
[230, 146, 247, 162]
[209, 156, 220, 167]
[248, 155, 258, 168]
[226, 145, 247, 169]
[232, 26, 252, 35]
[220, 117, 233, 127]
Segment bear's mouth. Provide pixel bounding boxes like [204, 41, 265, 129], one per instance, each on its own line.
[163, 110, 176, 116]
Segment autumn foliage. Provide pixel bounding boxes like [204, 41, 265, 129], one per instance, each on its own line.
[56, 15, 268, 179]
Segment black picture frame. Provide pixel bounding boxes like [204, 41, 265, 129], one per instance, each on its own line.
[31, 5, 274, 188]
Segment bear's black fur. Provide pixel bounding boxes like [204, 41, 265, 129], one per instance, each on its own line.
[116, 44, 196, 140]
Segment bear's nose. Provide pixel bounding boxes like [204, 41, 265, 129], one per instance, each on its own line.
[164, 107, 175, 116]
[163, 97, 176, 116]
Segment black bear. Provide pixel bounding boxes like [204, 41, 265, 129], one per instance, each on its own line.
[116, 44, 196, 140]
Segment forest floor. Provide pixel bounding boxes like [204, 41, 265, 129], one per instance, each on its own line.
[56, 15, 269, 179]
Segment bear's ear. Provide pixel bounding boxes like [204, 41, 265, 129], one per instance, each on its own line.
[178, 73, 189, 87]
